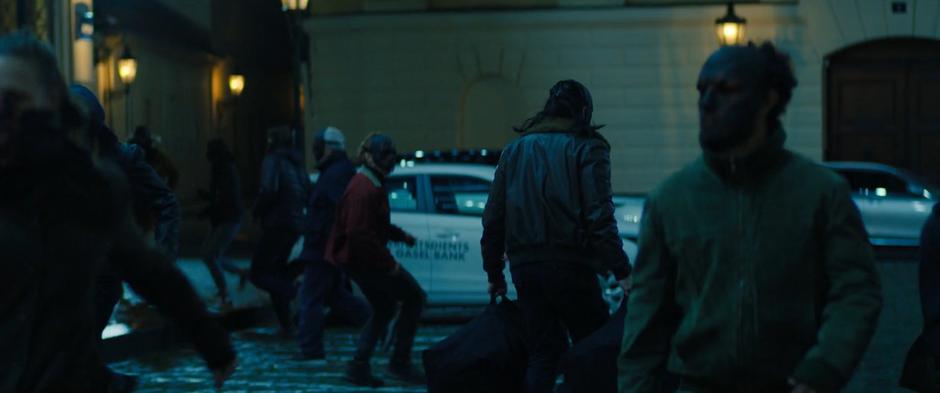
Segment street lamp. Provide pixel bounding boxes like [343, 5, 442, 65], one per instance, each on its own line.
[117, 44, 138, 135]
[282, 0, 310, 159]
[716, 2, 747, 46]
[117, 45, 138, 87]
[228, 74, 245, 97]
[281, 0, 309, 11]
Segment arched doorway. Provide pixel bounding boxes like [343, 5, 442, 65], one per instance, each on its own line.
[826, 38, 940, 184]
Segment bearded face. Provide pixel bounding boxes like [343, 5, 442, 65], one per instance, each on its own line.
[696, 46, 771, 154]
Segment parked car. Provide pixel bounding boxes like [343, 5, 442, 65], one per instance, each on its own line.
[824, 161, 937, 247]
[383, 162, 638, 309]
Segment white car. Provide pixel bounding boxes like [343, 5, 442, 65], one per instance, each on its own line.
[824, 162, 937, 247]
[383, 162, 638, 308]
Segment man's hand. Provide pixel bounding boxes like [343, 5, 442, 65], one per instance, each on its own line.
[403, 233, 417, 247]
[618, 275, 633, 295]
[212, 357, 238, 390]
[488, 279, 508, 297]
[788, 378, 817, 393]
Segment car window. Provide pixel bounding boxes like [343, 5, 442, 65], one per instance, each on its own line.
[837, 169, 911, 198]
[387, 176, 419, 212]
[430, 176, 491, 216]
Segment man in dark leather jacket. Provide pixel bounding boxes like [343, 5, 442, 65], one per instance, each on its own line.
[251, 126, 310, 333]
[481, 80, 632, 393]
[0, 31, 236, 393]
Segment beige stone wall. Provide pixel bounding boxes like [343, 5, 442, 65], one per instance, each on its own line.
[305, 1, 940, 193]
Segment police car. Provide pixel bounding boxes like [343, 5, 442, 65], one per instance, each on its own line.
[383, 150, 638, 309]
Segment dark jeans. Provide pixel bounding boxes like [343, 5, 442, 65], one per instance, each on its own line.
[677, 377, 792, 393]
[297, 260, 371, 357]
[511, 261, 609, 393]
[250, 227, 300, 330]
[200, 220, 241, 299]
[348, 267, 426, 365]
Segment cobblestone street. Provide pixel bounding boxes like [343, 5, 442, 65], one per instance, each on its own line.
[110, 325, 458, 393]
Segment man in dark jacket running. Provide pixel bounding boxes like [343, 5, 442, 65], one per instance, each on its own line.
[327, 133, 425, 387]
[0, 31, 237, 393]
[481, 79, 632, 393]
[251, 126, 310, 334]
[198, 138, 246, 309]
[295, 126, 371, 360]
[618, 43, 882, 393]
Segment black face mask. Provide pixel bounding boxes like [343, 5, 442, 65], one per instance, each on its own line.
[313, 140, 326, 164]
[697, 47, 769, 154]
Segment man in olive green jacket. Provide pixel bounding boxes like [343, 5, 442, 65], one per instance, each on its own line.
[618, 43, 882, 393]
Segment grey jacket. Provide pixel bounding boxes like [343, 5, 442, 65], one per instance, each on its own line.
[481, 117, 630, 283]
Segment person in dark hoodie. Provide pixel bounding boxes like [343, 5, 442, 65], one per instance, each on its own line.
[481, 79, 632, 393]
[69, 85, 183, 329]
[618, 43, 881, 393]
[900, 203, 940, 392]
[198, 138, 246, 310]
[251, 125, 310, 334]
[295, 126, 371, 360]
[0, 31, 236, 393]
[327, 133, 425, 387]
[130, 125, 180, 191]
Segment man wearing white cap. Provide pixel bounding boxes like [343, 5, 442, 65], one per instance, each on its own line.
[295, 126, 371, 360]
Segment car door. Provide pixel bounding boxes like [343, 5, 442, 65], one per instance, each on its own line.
[386, 174, 433, 292]
[426, 174, 513, 305]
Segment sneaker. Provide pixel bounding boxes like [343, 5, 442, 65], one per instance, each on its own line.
[344, 360, 384, 388]
[387, 361, 426, 385]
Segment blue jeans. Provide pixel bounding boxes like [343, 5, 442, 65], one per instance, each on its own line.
[297, 261, 371, 357]
[511, 261, 609, 393]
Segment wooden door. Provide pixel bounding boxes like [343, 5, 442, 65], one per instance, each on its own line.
[826, 39, 940, 185]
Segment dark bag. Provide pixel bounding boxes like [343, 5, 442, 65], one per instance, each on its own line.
[423, 295, 527, 393]
[558, 302, 676, 393]
[901, 334, 940, 393]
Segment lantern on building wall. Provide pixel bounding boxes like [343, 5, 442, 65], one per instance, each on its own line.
[228, 74, 245, 97]
[117, 45, 138, 86]
[716, 2, 747, 46]
[280, 0, 309, 11]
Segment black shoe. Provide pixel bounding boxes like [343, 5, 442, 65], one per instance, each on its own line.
[387, 361, 426, 385]
[344, 360, 384, 388]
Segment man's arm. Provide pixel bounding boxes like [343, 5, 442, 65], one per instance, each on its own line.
[481, 157, 508, 285]
[118, 144, 180, 256]
[344, 190, 399, 272]
[579, 139, 630, 280]
[110, 194, 235, 372]
[790, 181, 882, 393]
[619, 198, 680, 393]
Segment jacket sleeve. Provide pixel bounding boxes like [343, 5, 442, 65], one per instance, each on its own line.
[110, 187, 235, 371]
[579, 139, 631, 280]
[345, 189, 398, 272]
[791, 180, 882, 393]
[920, 205, 940, 356]
[121, 145, 180, 257]
[481, 156, 508, 283]
[618, 197, 681, 393]
[388, 224, 410, 243]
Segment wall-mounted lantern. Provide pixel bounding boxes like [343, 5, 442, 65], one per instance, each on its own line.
[716, 2, 747, 46]
[228, 74, 245, 97]
[117, 45, 138, 87]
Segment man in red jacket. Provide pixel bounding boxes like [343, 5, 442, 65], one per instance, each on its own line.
[327, 133, 425, 387]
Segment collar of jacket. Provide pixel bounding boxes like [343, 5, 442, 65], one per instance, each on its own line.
[522, 117, 577, 134]
[358, 166, 383, 187]
[703, 128, 788, 183]
[317, 151, 347, 171]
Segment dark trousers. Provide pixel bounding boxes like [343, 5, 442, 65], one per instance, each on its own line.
[511, 261, 609, 393]
[250, 227, 300, 330]
[94, 271, 124, 338]
[348, 267, 426, 365]
[677, 377, 792, 393]
[297, 260, 372, 357]
[200, 220, 242, 299]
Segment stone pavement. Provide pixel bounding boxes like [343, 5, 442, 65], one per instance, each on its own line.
[110, 324, 457, 393]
